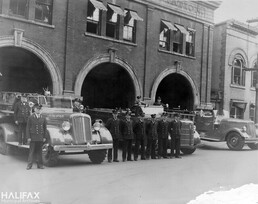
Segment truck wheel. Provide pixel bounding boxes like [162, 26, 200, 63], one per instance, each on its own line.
[88, 149, 107, 164]
[247, 143, 258, 150]
[42, 144, 59, 167]
[180, 147, 196, 155]
[0, 129, 10, 155]
[226, 132, 245, 150]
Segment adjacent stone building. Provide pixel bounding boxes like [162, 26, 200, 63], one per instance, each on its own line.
[0, 0, 220, 110]
[211, 19, 258, 120]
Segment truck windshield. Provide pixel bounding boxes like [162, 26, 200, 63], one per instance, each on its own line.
[46, 96, 73, 109]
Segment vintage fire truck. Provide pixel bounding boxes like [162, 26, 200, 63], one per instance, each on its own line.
[195, 109, 258, 150]
[87, 104, 201, 155]
[0, 92, 113, 166]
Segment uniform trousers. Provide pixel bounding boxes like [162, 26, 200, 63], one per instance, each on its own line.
[158, 138, 168, 157]
[171, 137, 181, 157]
[146, 139, 157, 159]
[27, 141, 43, 168]
[134, 139, 145, 160]
[108, 139, 119, 161]
[122, 139, 133, 161]
[18, 122, 27, 144]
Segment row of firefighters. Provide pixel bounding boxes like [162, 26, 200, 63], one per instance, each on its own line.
[105, 109, 182, 162]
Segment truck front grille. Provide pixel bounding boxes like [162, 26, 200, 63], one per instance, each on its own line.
[71, 114, 92, 145]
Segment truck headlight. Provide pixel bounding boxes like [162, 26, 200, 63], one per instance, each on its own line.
[93, 121, 101, 131]
[242, 126, 247, 133]
[62, 121, 71, 131]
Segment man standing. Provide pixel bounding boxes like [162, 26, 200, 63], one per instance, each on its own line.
[170, 113, 182, 158]
[157, 112, 169, 158]
[146, 114, 158, 159]
[14, 94, 31, 145]
[106, 109, 121, 162]
[121, 110, 134, 162]
[26, 103, 47, 170]
[133, 112, 146, 161]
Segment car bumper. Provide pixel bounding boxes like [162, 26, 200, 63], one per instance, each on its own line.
[244, 138, 258, 144]
[53, 143, 113, 151]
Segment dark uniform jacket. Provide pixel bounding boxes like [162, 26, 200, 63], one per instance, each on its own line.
[157, 119, 170, 139]
[170, 120, 182, 139]
[146, 119, 158, 140]
[14, 101, 31, 123]
[121, 120, 134, 140]
[26, 113, 47, 142]
[133, 118, 146, 140]
[106, 118, 121, 140]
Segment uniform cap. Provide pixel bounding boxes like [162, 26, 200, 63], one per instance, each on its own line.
[151, 114, 156, 118]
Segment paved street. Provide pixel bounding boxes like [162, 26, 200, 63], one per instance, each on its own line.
[0, 142, 258, 204]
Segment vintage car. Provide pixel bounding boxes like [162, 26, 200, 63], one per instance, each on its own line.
[87, 105, 201, 155]
[0, 92, 113, 166]
[195, 111, 258, 150]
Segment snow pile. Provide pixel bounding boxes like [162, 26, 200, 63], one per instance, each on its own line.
[188, 183, 258, 204]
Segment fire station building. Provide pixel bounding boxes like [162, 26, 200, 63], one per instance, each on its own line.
[0, 0, 220, 110]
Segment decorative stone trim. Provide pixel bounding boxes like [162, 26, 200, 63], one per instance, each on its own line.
[13, 28, 24, 47]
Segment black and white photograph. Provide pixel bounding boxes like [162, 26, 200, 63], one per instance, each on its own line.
[0, 0, 258, 203]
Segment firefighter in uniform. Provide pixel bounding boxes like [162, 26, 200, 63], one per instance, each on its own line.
[157, 112, 169, 158]
[146, 114, 158, 159]
[133, 112, 146, 161]
[170, 113, 182, 158]
[14, 94, 31, 145]
[121, 110, 134, 162]
[106, 109, 121, 162]
[73, 98, 83, 113]
[26, 103, 47, 169]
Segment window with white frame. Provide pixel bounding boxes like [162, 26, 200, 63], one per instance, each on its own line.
[159, 21, 171, 50]
[86, 0, 106, 35]
[35, 0, 53, 24]
[106, 4, 123, 39]
[251, 62, 258, 88]
[9, 0, 29, 18]
[123, 9, 136, 42]
[186, 29, 195, 56]
[231, 57, 245, 86]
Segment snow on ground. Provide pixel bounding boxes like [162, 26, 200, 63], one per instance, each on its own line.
[188, 183, 258, 204]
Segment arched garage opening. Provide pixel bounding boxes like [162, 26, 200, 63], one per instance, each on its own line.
[156, 73, 194, 111]
[81, 62, 136, 109]
[0, 46, 52, 94]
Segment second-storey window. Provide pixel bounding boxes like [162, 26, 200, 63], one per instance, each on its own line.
[251, 62, 258, 87]
[106, 4, 123, 39]
[172, 30, 182, 53]
[231, 58, 245, 86]
[87, 0, 107, 35]
[35, 0, 53, 24]
[9, 0, 29, 18]
[186, 29, 195, 56]
[123, 10, 135, 42]
[159, 20, 172, 51]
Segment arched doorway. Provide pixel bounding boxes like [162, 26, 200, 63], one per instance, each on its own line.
[81, 62, 136, 109]
[0, 47, 52, 93]
[156, 73, 194, 110]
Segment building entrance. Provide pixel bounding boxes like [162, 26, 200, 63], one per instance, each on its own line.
[81, 62, 135, 109]
[156, 73, 194, 111]
[0, 47, 52, 94]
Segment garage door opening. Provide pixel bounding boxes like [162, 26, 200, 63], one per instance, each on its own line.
[156, 73, 194, 111]
[81, 62, 135, 109]
[0, 47, 53, 94]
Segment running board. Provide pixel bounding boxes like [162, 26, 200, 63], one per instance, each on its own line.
[200, 137, 221, 142]
[6, 142, 29, 149]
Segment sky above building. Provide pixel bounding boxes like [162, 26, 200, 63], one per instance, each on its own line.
[214, 0, 258, 24]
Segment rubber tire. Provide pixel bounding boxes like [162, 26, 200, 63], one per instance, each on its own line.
[88, 149, 107, 164]
[42, 144, 59, 167]
[226, 132, 245, 150]
[0, 129, 10, 155]
[180, 147, 196, 155]
[247, 143, 258, 150]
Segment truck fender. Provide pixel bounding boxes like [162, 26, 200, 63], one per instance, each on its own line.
[98, 127, 113, 144]
[47, 125, 72, 146]
[0, 123, 18, 142]
[225, 129, 245, 141]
